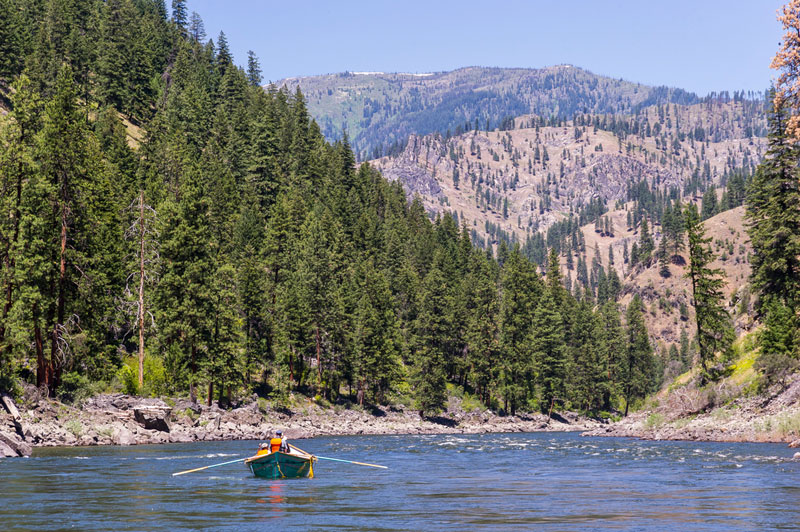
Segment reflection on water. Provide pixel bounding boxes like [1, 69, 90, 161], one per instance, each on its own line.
[255, 482, 286, 519]
[1, 433, 798, 531]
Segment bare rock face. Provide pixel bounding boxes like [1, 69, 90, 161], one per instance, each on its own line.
[0, 394, 31, 457]
[133, 404, 172, 433]
[381, 163, 442, 199]
[114, 426, 136, 446]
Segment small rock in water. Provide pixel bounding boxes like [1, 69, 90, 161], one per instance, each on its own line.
[793, 452, 800, 460]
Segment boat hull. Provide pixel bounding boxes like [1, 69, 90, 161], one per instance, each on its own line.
[246, 452, 315, 479]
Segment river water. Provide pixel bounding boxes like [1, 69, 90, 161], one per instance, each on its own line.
[1, 432, 798, 531]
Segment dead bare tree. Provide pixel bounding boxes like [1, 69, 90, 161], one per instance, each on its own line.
[120, 190, 159, 389]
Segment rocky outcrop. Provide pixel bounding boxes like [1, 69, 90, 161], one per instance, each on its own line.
[133, 403, 172, 432]
[0, 394, 31, 457]
[584, 373, 800, 446]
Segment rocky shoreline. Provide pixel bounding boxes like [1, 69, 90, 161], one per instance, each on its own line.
[3, 379, 799, 458]
[0, 390, 604, 458]
[584, 373, 800, 455]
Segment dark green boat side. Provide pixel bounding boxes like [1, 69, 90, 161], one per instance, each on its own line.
[245, 451, 316, 479]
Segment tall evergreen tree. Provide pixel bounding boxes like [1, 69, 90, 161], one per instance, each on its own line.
[684, 203, 734, 383]
[412, 253, 450, 416]
[623, 295, 656, 415]
[532, 289, 566, 415]
[746, 97, 800, 313]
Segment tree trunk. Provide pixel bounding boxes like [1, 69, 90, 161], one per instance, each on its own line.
[207, 381, 213, 407]
[34, 304, 47, 392]
[49, 205, 68, 394]
[0, 148, 25, 362]
[315, 324, 322, 394]
[190, 344, 197, 403]
[288, 346, 295, 384]
[138, 190, 145, 389]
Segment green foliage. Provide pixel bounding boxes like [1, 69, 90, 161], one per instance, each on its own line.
[0, 1, 698, 419]
[64, 418, 83, 438]
[117, 364, 139, 396]
[684, 203, 734, 384]
[746, 97, 800, 313]
[644, 412, 665, 429]
[623, 295, 658, 415]
[57, 372, 104, 404]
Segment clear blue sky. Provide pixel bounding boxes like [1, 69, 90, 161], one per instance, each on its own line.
[187, 0, 785, 96]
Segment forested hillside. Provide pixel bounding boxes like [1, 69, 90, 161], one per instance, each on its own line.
[0, 0, 672, 418]
[277, 66, 703, 159]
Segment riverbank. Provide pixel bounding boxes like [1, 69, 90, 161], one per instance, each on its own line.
[584, 372, 800, 450]
[4, 372, 800, 458]
[0, 388, 603, 457]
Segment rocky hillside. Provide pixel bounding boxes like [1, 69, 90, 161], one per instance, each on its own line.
[277, 65, 703, 157]
[369, 98, 764, 362]
[372, 99, 764, 245]
[586, 330, 800, 450]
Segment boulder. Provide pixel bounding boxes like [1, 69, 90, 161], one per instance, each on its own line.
[789, 439, 800, 449]
[115, 427, 136, 446]
[0, 431, 32, 457]
[794, 452, 800, 461]
[133, 405, 172, 432]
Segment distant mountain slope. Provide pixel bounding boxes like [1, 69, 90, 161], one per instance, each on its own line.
[276, 65, 701, 158]
[372, 99, 765, 245]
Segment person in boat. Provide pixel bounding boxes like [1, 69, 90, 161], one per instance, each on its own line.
[260, 430, 291, 454]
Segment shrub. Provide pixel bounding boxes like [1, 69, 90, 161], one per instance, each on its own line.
[644, 412, 664, 429]
[64, 418, 83, 438]
[142, 355, 167, 397]
[58, 372, 103, 404]
[117, 364, 139, 396]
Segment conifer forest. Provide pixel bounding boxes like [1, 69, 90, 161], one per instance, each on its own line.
[0, 0, 798, 420]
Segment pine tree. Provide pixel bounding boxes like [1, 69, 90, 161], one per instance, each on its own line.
[352, 260, 401, 405]
[746, 97, 800, 313]
[684, 203, 734, 383]
[171, 0, 187, 30]
[0, 76, 42, 381]
[637, 217, 654, 265]
[205, 263, 244, 406]
[598, 301, 626, 411]
[499, 246, 540, 414]
[701, 187, 718, 220]
[412, 253, 450, 416]
[463, 250, 499, 405]
[0, 0, 22, 80]
[156, 161, 215, 402]
[247, 51, 262, 87]
[531, 289, 566, 415]
[623, 295, 656, 415]
[188, 11, 206, 42]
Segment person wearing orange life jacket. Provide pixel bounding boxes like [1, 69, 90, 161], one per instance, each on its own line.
[259, 429, 290, 454]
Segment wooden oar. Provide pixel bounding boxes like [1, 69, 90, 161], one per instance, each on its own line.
[172, 456, 255, 476]
[288, 443, 386, 469]
[314, 455, 388, 469]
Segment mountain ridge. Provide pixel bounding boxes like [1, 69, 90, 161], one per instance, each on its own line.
[275, 65, 706, 158]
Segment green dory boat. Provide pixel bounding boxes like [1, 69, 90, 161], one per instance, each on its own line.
[244, 447, 317, 479]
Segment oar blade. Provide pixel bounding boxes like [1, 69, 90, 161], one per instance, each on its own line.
[315, 455, 388, 469]
[171, 457, 249, 476]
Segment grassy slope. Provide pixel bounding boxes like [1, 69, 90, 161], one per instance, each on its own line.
[599, 329, 800, 444]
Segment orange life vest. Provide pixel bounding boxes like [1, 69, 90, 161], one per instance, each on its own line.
[270, 437, 282, 453]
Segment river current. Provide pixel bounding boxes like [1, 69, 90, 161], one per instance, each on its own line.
[1, 432, 798, 531]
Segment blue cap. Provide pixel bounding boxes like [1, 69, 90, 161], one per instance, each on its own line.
[276, 430, 282, 435]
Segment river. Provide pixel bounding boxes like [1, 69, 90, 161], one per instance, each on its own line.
[1, 432, 798, 531]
